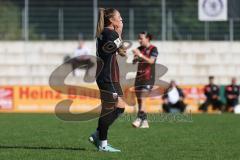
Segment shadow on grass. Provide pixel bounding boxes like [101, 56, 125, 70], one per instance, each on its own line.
[0, 145, 86, 151]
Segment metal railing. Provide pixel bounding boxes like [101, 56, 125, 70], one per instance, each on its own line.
[0, 0, 240, 41]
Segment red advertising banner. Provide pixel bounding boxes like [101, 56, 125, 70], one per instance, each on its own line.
[0, 85, 205, 113]
[0, 86, 14, 110]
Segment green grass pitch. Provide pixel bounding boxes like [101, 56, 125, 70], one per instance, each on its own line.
[0, 113, 239, 160]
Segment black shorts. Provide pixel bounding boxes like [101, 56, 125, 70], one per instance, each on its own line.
[97, 81, 123, 103]
[135, 79, 154, 92]
[226, 99, 238, 108]
[135, 85, 153, 92]
[134, 84, 153, 99]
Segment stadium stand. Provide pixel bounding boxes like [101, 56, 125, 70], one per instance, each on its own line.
[0, 41, 240, 85]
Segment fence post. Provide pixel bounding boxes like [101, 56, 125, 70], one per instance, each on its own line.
[24, 0, 29, 41]
[229, 18, 234, 41]
[161, 0, 166, 41]
[167, 10, 172, 41]
[93, 0, 98, 39]
[58, 8, 64, 40]
[204, 22, 209, 40]
[129, 8, 134, 40]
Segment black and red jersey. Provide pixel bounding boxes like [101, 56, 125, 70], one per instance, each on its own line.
[135, 45, 158, 85]
[204, 84, 220, 100]
[225, 84, 240, 100]
[96, 28, 121, 83]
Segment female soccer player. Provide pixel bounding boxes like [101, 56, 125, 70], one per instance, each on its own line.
[88, 8, 126, 152]
[132, 32, 159, 128]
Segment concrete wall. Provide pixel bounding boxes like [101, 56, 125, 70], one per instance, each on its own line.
[0, 41, 240, 85]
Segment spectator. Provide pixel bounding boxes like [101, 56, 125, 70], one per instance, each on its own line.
[73, 40, 91, 59]
[72, 40, 93, 76]
[162, 80, 186, 113]
[64, 40, 94, 77]
[199, 76, 223, 112]
[225, 77, 240, 112]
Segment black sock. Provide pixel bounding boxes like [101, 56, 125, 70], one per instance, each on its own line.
[98, 107, 125, 140]
[138, 111, 147, 120]
[114, 107, 125, 117]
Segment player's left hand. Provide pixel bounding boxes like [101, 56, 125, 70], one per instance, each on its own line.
[132, 49, 142, 57]
[118, 46, 127, 57]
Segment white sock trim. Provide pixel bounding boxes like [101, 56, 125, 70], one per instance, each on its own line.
[99, 140, 107, 147]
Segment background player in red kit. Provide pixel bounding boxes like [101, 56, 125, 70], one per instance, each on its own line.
[225, 77, 240, 112]
[132, 32, 159, 128]
[199, 76, 223, 112]
[88, 8, 127, 152]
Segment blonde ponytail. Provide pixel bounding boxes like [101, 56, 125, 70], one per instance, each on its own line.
[96, 8, 105, 38]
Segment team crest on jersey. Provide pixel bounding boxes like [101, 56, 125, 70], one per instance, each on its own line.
[206, 87, 210, 92]
[146, 49, 151, 55]
[112, 92, 118, 100]
[227, 87, 232, 91]
[234, 87, 238, 92]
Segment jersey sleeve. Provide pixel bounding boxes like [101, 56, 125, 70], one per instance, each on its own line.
[225, 86, 229, 96]
[106, 31, 122, 47]
[133, 46, 143, 63]
[150, 47, 158, 58]
[102, 30, 122, 54]
[237, 86, 240, 96]
[177, 87, 185, 98]
[215, 86, 220, 94]
[204, 86, 210, 98]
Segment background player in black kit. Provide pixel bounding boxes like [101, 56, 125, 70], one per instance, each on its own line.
[88, 8, 127, 152]
[132, 32, 158, 128]
[225, 77, 240, 112]
[199, 76, 223, 112]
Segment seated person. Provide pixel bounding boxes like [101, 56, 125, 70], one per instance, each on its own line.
[72, 40, 93, 76]
[199, 76, 223, 112]
[63, 40, 94, 81]
[225, 77, 240, 112]
[162, 80, 186, 113]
